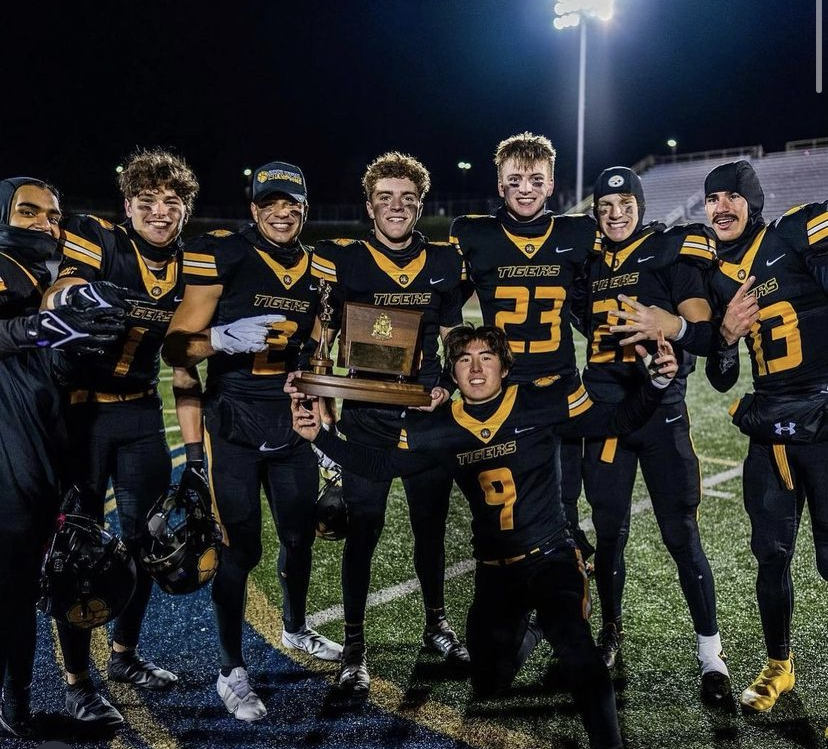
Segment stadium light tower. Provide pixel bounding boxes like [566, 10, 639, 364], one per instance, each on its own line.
[553, 0, 615, 204]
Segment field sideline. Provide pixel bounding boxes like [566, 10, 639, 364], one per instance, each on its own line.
[8, 338, 828, 749]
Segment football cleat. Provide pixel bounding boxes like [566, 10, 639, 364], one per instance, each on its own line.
[597, 622, 623, 668]
[0, 706, 35, 738]
[216, 667, 267, 722]
[107, 651, 178, 690]
[422, 620, 470, 663]
[282, 627, 343, 662]
[335, 644, 370, 695]
[701, 670, 732, 705]
[65, 681, 124, 727]
[740, 656, 795, 712]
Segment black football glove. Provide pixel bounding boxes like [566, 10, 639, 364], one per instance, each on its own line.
[180, 442, 209, 491]
[54, 281, 146, 312]
[25, 306, 125, 354]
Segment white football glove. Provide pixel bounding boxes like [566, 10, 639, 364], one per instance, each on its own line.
[210, 314, 286, 354]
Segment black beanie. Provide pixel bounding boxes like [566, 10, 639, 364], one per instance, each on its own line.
[593, 167, 646, 230]
[704, 160, 764, 225]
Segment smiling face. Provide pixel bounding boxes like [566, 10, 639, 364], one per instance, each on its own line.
[125, 186, 185, 247]
[251, 195, 306, 246]
[366, 177, 422, 249]
[596, 193, 639, 243]
[704, 190, 749, 243]
[497, 158, 554, 221]
[8, 184, 61, 238]
[452, 338, 508, 404]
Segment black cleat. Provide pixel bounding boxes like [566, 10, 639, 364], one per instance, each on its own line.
[65, 681, 124, 727]
[597, 622, 623, 668]
[108, 650, 178, 690]
[0, 705, 35, 738]
[701, 670, 732, 705]
[335, 644, 370, 695]
[422, 620, 471, 663]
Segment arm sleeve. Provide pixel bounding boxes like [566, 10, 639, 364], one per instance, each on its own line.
[312, 428, 436, 480]
[705, 333, 741, 392]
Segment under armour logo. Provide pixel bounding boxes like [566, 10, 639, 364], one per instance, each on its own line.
[774, 422, 797, 436]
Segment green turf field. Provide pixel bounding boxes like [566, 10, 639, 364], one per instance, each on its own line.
[158, 326, 828, 749]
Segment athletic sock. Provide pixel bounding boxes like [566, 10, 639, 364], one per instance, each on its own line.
[697, 632, 729, 675]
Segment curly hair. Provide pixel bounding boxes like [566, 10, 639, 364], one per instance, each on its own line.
[118, 148, 199, 218]
[443, 324, 514, 375]
[362, 152, 431, 200]
[494, 132, 556, 178]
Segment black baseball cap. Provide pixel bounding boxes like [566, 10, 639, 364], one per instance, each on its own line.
[251, 161, 307, 204]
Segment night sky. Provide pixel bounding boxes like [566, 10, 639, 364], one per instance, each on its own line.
[2, 1, 823, 213]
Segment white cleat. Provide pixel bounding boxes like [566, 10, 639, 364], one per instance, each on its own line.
[282, 627, 343, 662]
[216, 667, 267, 722]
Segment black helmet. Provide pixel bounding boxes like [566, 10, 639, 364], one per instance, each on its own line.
[140, 476, 223, 595]
[316, 465, 348, 541]
[39, 502, 137, 630]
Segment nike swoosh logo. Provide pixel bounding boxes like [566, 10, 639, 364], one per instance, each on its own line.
[665, 415, 683, 424]
[173, 295, 184, 302]
[555, 247, 574, 254]
[637, 256, 655, 263]
[259, 442, 289, 452]
[429, 278, 445, 285]
[766, 254, 786, 266]
[309, 285, 319, 291]
[514, 426, 535, 434]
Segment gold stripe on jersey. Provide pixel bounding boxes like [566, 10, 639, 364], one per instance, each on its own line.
[255, 248, 309, 290]
[772, 444, 794, 491]
[807, 211, 828, 245]
[600, 231, 654, 270]
[62, 230, 103, 270]
[452, 384, 518, 444]
[182, 251, 218, 278]
[600, 437, 618, 463]
[398, 429, 409, 450]
[716, 227, 768, 283]
[0, 251, 40, 288]
[310, 254, 337, 283]
[365, 243, 427, 288]
[207, 229, 233, 237]
[680, 234, 716, 260]
[567, 382, 593, 418]
[592, 231, 602, 253]
[131, 243, 178, 299]
[500, 222, 555, 260]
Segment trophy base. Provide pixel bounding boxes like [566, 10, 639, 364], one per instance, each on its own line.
[294, 372, 432, 407]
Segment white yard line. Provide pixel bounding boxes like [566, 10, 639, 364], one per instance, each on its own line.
[308, 462, 744, 628]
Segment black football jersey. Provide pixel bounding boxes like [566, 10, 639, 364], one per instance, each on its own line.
[450, 213, 600, 382]
[183, 228, 320, 400]
[54, 215, 184, 393]
[708, 202, 828, 395]
[0, 249, 50, 318]
[315, 375, 664, 561]
[311, 234, 463, 386]
[582, 224, 715, 404]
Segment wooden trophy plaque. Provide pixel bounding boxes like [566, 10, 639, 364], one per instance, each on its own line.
[294, 285, 432, 407]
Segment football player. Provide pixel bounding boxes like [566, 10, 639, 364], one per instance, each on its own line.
[703, 160, 828, 712]
[293, 324, 680, 749]
[0, 177, 125, 738]
[41, 149, 202, 727]
[450, 132, 599, 561]
[576, 166, 730, 704]
[163, 161, 341, 723]
[308, 152, 466, 695]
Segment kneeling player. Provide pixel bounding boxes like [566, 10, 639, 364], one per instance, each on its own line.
[293, 324, 679, 749]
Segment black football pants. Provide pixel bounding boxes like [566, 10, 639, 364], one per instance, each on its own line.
[583, 401, 718, 636]
[58, 397, 171, 674]
[743, 440, 828, 660]
[466, 543, 622, 749]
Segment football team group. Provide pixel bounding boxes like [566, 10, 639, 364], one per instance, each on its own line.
[1, 131, 827, 749]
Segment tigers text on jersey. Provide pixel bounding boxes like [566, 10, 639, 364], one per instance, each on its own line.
[183, 228, 320, 400]
[708, 202, 828, 395]
[55, 215, 183, 393]
[583, 224, 715, 404]
[311, 234, 463, 386]
[451, 213, 599, 382]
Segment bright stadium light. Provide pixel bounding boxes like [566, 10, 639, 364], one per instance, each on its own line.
[457, 161, 471, 171]
[667, 138, 678, 162]
[554, 0, 616, 204]
[243, 168, 252, 177]
[115, 165, 124, 174]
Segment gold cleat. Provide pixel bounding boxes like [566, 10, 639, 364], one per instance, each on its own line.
[740, 656, 795, 712]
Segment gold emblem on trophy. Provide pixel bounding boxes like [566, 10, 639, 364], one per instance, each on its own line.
[292, 281, 432, 406]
